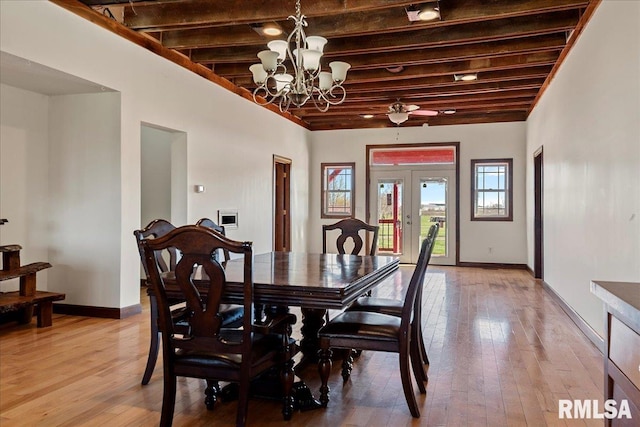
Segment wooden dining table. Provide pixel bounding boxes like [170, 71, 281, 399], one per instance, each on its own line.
[158, 251, 399, 410]
[162, 251, 399, 360]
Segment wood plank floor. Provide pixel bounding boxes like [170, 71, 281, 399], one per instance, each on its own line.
[0, 266, 604, 426]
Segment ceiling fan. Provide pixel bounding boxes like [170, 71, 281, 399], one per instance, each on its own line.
[386, 101, 454, 125]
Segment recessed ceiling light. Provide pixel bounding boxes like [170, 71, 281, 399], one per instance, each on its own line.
[362, 114, 374, 119]
[417, 8, 440, 21]
[442, 108, 456, 114]
[250, 22, 283, 37]
[406, 3, 441, 22]
[454, 73, 478, 82]
[262, 25, 282, 36]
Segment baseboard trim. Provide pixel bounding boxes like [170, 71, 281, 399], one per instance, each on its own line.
[53, 303, 142, 319]
[457, 262, 529, 270]
[541, 280, 604, 353]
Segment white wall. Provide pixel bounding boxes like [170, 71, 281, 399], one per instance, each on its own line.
[1, 0, 311, 309]
[0, 84, 50, 290]
[141, 125, 173, 227]
[526, 0, 640, 336]
[309, 122, 528, 263]
[48, 92, 122, 306]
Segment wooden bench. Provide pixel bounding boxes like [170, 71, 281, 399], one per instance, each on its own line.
[0, 244, 65, 327]
[0, 291, 66, 327]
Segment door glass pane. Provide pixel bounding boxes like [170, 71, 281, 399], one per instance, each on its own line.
[419, 178, 447, 257]
[377, 179, 403, 255]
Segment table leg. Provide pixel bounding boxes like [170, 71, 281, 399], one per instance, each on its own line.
[300, 307, 327, 363]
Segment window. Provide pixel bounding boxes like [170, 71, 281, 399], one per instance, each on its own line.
[321, 163, 355, 218]
[471, 159, 513, 221]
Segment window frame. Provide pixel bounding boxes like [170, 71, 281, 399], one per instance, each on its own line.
[471, 158, 513, 221]
[321, 162, 355, 219]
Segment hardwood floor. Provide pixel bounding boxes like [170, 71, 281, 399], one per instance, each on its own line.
[0, 266, 603, 426]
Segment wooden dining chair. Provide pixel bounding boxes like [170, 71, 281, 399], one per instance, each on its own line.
[345, 223, 439, 385]
[134, 219, 243, 385]
[322, 218, 379, 256]
[317, 228, 438, 418]
[142, 225, 298, 427]
[195, 217, 231, 264]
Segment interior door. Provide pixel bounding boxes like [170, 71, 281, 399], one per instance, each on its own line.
[370, 168, 456, 265]
[273, 157, 291, 252]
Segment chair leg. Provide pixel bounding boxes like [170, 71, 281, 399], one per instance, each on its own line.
[410, 339, 427, 394]
[281, 359, 295, 420]
[409, 324, 429, 388]
[142, 294, 160, 385]
[318, 345, 333, 407]
[160, 373, 177, 427]
[418, 322, 430, 366]
[204, 379, 220, 410]
[399, 344, 420, 418]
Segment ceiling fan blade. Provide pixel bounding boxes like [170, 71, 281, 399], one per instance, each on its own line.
[405, 104, 420, 112]
[411, 109, 439, 116]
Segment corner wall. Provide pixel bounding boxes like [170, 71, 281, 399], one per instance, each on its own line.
[526, 0, 640, 336]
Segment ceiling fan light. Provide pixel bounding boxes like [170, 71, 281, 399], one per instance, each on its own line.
[329, 61, 351, 83]
[388, 111, 409, 124]
[454, 73, 478, 82]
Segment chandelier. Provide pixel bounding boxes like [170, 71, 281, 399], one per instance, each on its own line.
[249, 0, 351, 113]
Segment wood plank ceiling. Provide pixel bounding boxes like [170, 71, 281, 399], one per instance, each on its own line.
[73, 0, 596, 130]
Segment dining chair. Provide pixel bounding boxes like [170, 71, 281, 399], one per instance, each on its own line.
[134, 219, 243, 385]
[345, 223, 439, 385]
[322, 218, 379, 256]
[195, 217, 231, 264]
[317, 228, 438, 418]
[142, 225, 297, 427]
[322, 218, 380, 309]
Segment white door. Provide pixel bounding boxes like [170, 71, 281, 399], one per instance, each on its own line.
[370, 167, 456, 265]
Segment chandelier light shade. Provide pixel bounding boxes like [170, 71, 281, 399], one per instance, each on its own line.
[249, 0, 350, 112]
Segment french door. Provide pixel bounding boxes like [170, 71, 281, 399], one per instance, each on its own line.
[370, 167, 456, 265]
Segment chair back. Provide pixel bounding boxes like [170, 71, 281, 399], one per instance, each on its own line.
[142, 225, 254, 359]
[322, 218, 379, 256]
[402, 224, 439, 331]
[196, 218, 230, 263]
[134, 219, 177, 282]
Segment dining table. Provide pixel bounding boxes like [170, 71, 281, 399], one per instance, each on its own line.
[157, 251, 399, 410]
[164, 251, 399, 358]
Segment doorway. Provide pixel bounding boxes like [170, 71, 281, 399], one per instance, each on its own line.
[534, 148, 544, 279]
[140, 124, 187, 228]
[366, 144, 459, 265]
[273, 156, 291, 252]
[369, 168, 456, 264]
